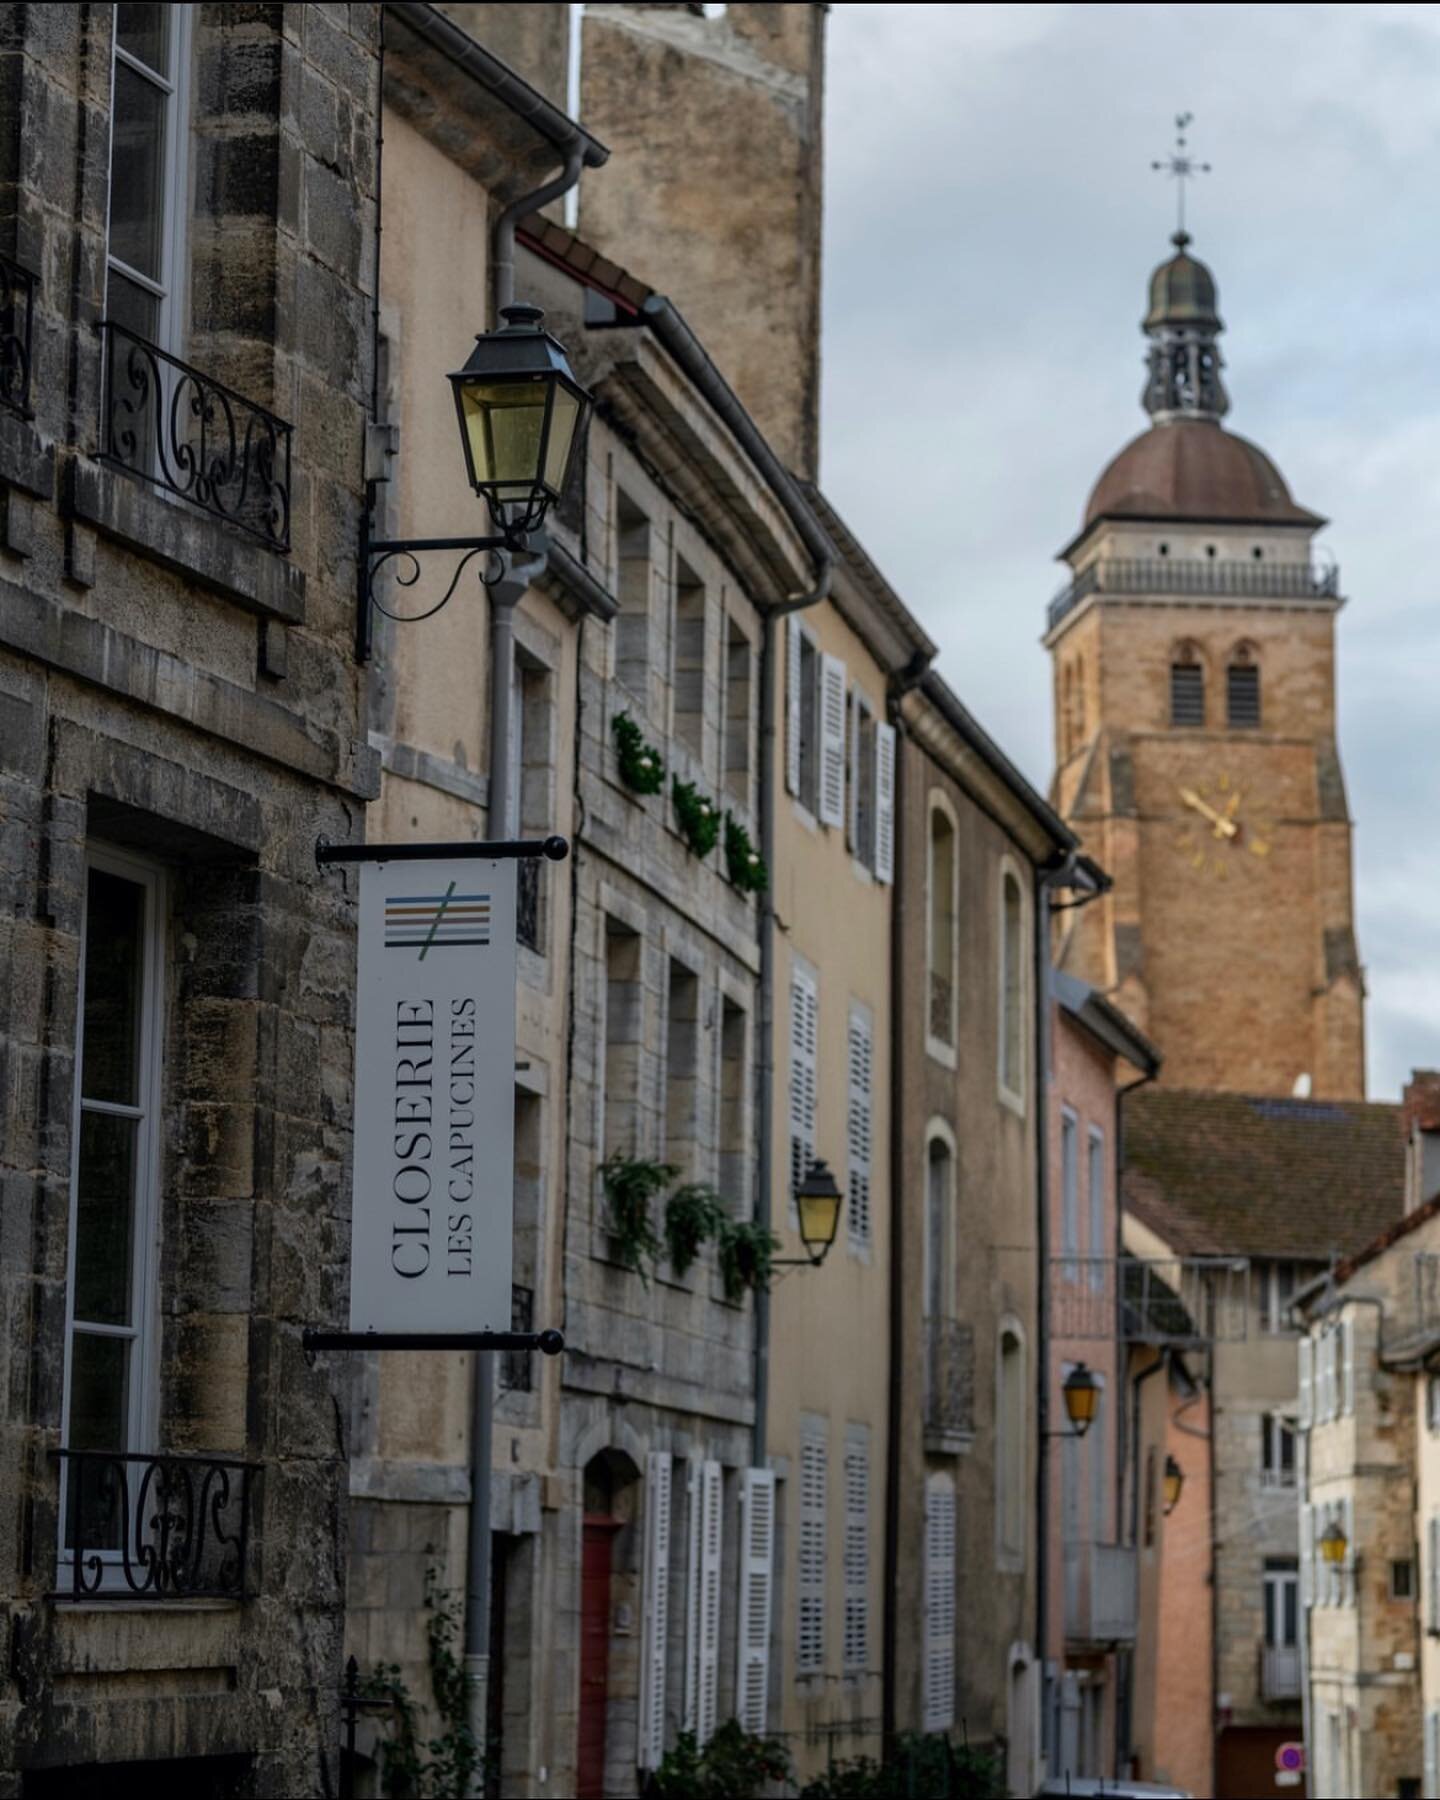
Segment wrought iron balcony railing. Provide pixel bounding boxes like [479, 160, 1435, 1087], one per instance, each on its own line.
[1, 250, 36, 419]
[54, 1447, 257, 1601]
[924, 1315, 975, 1446]
[1049, 1255, 1251, 1345]
[517, 855, 541, 953]
[1048, 556, 1340, 633]
[99, 320, 293, 552]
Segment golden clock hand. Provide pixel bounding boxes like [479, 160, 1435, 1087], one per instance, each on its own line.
[1223, 790, 1241, 818]
[1179, 787, 1239, 839]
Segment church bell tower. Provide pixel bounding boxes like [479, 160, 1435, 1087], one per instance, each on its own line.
[1047, 229, 1366, 1099]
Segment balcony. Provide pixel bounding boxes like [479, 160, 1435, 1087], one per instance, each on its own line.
[99, 320, 293, 552]
[1047, 556, 1340, 634]
[54, 1448, 257, 1601]
[1063, 1541, 1137, 1645]
[1049, 1255, 1250, 1345]
[0, 250, 36, 419]
[924, 1316, 975, 1453]
[1260, 1644, 1302, 1702]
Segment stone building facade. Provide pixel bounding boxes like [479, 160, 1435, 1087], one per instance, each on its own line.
[0, 5, 379, 1795]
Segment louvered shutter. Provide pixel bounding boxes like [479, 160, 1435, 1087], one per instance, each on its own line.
[847, 689, 860, 852]
[797, 1432, 828, 1674]
[1342, 1316, 1356, 1416]
[785, 617, 802, 795]
[683, 1459, 702, 1734]
[1425, 1710, 1438, 1800]
[842, 1437, 869, 1671]
[1299, 1502, 1313, 1608]
[639, 1451, 672, 1769]
[1298, 1336, 1313, 1429]
[874, 721, 896, 884]
[1430, 1516, 1440, 1632]
[736, 1468, 775, 1733]
[923, 1476, 956, 1732]
[696, 1461, 723, 1745]
[846, 1007, 873, 1249]
[818, 653, 847, 828]
[789, 966, 818, 1203]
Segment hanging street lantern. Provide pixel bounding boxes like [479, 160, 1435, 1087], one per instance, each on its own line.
[1163, 1453, 1185, 1515]
[449, 304, 590, 534]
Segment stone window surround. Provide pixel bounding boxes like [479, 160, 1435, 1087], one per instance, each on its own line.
[997, 855, 1028, 1117]
[924, 788, 960, 1069]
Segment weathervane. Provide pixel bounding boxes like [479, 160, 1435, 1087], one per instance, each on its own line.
[1151, 111, 1211, 236]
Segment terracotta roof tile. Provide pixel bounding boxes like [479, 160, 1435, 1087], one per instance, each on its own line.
[1121, 1087, 1405, 1263]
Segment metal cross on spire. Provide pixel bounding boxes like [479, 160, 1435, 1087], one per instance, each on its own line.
[1151, 111, 1211, 236]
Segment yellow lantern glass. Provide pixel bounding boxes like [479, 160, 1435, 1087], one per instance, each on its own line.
[794, 1159, 843, 1263]
[1062, 1364, 1099, 1434]
[1319, 1520, 1348, 1566]
[1162, 1454, 1184, 1514]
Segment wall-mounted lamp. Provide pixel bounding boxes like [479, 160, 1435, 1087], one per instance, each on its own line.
[1163, 1453, 1185, 1515]
[1045, 1363, 1099, 1438]
[1320, 1519, 1349, 1567]
[774, 1159, 844, 1269]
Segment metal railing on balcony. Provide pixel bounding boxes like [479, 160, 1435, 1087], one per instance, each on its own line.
[0, 250, 36, 419]
[517, 856, 541, 953]
[1047, 556, 1340, 633]
[1063, 1541, 1137, 1644]
[1049, 1255, 1251, 1344]
[1260, 1643, 1302, 1702]
[54, 1447, 257, 1601]
[924, 1315, 975, 1447]
[99, 320, 293, 551]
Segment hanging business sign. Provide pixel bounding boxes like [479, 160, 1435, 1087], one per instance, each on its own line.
[348, 854, 516, 1335]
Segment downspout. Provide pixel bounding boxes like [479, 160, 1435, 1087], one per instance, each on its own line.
[463, 138, 591, 1797]
[1033, 864, 1055, 1774]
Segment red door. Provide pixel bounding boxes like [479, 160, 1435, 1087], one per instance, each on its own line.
[578, 1516, 621, 1799]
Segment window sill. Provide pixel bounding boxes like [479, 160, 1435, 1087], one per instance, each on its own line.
[925, 1035, 958, 1071]
[50, 1592, 244, 1612]
[998, 1082, 1028, 1120]
[0, 407, 54, 499]
[924, 1427, 975, 1458]
[64, 453, 306, 623]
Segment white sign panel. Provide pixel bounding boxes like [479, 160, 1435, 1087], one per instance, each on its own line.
[348, 856, 516, 1334]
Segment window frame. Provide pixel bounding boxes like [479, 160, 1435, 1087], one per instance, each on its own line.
[1086, 1124, 1106, 1292]
[997, 862, 1027, 1113]
[58, 844, 168, 1582]
[106, 2, 194, 355]
[925, 794, 959, 1063]
[1260, 1411, 1298, 1489]
[1169, 654, 1205, 728]
[996, 1318, 1027, 1569]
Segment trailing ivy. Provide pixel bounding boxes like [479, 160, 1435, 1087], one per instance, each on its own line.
[716, 1217, 780, 1303]
[600, 1153, 675, 1279]
[663, 1183, 729, 1278]
[612, 711, 665, 794]
[723, 811, 768, 893]
[672, 777, 721, 859]
[360, 1574, 480, 1798]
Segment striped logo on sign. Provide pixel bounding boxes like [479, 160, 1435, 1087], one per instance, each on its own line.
[384, 882, 491, 956]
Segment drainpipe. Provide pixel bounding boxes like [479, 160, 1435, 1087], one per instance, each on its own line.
[1033, 865, 1056, 1775]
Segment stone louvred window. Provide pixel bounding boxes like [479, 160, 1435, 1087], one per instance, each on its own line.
[1170, 659, 1205, 726]
[1228, 658, 1262, 728]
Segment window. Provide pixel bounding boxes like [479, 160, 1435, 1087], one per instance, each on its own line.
[1427, 1373, 1440, 1434]
[62, 852, 165, 1555]
[1087, 1126, 1106, 1289]
[1264, 1559, 1299, 1648]
[927, 803, 957, 1052]
[615, 489, 653, 699]
[842, 1430, 869, 1672]
[1169, 655, 1204, 727]
[788, 961, 818, 1202]
[1258, 1261, 1297, 1334]
[718, 998, 749, 1215]
[797, 1425, 828, 1675]
[107, 3, 192, 348]
[1261, 1413, 1297, 1488]
[846, 1004, 873, 1251]
[1059, 1110, 1080, 1265]
[1392, 1559, 1415, 1601]
[999, 869, 1025, 1104]
[664, 959, 700, 1185]
[997, 1324, 1026, 1563]
[723, 618, 752, 804]
[602, 919, 643, 1163]
[786, 625, 894, 869]
[850, 691, 877, 872]
[923, 1475, 956, 1732]
[1227, 645, 1261, 728]
[924, 1136, 954, 1326]
[672, 553, 706, 759]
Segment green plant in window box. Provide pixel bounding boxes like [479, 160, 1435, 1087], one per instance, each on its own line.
[716, 1216, 780, 1303]
[611, 711, 665, 795]
[723, 811, 768, 893]
[663, 1183, 729, 1278]
[599, 1153, 674, 1279]
[671, 778, 721, 859]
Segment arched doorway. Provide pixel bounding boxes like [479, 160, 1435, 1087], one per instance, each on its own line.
[578, 1450, 641, 1799]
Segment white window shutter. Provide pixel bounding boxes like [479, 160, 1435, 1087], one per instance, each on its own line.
[797, 1432, 828, 1674]
[789, 967, 818, 1202]
[683, 1459, 702, 1735]
[785, 616, 802, 795]
[1342, 1317, 1356, 1416]
[847, 690, 859, 852]
[696, 1461, 723, 1745]
[1299, 1502, 1313, 1608]
[1298, 1336, 1313, 1430]
[846, 1008, 873, 1250]
[639, 1451, 672, 1770]
[842, 1437, 869, 1671]
[736, 1468, 775, 1734]
[874, 720, 896, 885]
[818, 653, 847, 828]
[923, 1476, 956, 1732]
[1430, 1516, 1440, 1632]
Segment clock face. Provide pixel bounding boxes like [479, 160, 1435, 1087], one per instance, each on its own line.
[1174, 770, 1275, 878]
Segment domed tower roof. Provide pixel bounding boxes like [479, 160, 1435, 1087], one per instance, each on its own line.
[1144, 230, 1222, 332]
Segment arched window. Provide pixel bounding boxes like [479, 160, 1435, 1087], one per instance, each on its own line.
[927, 802, 957, 1052]
[1170, 644, 1204, 727]
[999, 868, 1025, 1104]
[997, 1323, 1027, 1564]
[924, 1133, 954, 1328]
[1228, 642, 1261, 728]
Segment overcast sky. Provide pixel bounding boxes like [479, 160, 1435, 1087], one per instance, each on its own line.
[820, 1, 1440, 1103]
